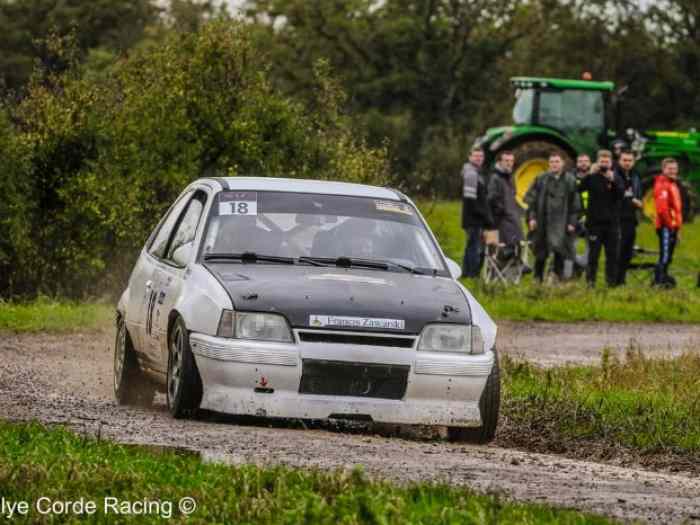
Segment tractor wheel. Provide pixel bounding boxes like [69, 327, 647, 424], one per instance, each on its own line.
[507, 141, 573, 208]
[641, 177, 696, 223]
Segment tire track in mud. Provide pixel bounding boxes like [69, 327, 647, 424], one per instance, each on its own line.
[1, 326, 699, 523]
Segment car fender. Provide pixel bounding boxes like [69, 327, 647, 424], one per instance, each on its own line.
[456, 282, 497, 352]
[170, 264, 233, 336]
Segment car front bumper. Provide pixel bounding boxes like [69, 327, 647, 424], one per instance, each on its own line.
[189, 332, 494, 427]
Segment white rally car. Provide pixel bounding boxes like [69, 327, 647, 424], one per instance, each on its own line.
[114, 177, 500, 442]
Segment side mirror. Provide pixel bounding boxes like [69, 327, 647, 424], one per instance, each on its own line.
[446, 258, 462, 280]
[171, 241, 194, 267]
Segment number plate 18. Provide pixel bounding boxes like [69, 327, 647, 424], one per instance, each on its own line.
[219, 200, 258, 216]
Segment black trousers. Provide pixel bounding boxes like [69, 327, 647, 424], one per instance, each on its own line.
[655, 227, 678, 286]
[462, 226, 483, 278]
[534, 252, 565, 281]
[617, 221, 637, 285]
[586, 225, 619, 286]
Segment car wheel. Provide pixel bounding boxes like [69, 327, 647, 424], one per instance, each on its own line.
[166, 316, 203, 418]
[447, 351, 500, 444]
[114, 316, 156, 407]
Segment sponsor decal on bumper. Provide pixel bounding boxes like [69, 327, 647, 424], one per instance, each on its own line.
[309, 315, 405, 330]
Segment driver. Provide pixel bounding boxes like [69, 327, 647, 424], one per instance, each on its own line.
[212, 214, 277, 254]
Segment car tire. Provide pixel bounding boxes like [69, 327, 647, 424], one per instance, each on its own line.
[447, 351, 500, 444]
[166, 316, 203, 419]
[114, 316, 156, 407]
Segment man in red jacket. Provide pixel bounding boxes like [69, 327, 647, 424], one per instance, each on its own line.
[653, 158, 683, 287]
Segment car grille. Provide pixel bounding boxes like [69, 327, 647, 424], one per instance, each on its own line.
[296, 330, 416, 348]
[299, 359, 409, 400]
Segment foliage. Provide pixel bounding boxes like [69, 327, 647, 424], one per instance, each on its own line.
[501, 350, 700, 470]
[0, 421, 617, 524]
[0, 0, 159, 92]
[1, 0, 699, 299]
[244, 0, 525, 195]
[419, 200, 700, 323]
[0, 22, 389, 297]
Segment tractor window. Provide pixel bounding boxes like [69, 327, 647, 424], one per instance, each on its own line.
[538, 89, 604, 131]
[513, 89, 534, 124]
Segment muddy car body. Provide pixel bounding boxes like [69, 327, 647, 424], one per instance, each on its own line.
[114, 177, 499, 441]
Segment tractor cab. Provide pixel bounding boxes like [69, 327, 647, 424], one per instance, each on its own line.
[510, 77, 614, 155]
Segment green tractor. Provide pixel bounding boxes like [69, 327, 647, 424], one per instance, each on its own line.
[475, 76, 699, 221]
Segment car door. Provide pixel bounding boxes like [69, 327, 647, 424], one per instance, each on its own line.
[126, 190, 193, 356]
[146, 189, 208, 371]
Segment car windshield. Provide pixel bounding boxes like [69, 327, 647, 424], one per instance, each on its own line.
[202, 190, 446, 274]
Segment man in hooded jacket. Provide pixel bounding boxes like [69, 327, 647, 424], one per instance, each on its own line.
[524, 152, 581, 281]
[487, 150, 523, 247]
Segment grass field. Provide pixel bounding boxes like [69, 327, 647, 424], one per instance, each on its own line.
[0, 297, 113, 332]
[420, 200, 700, 322]
[500, 349, 700, 472]
[0, 421, 616, 525]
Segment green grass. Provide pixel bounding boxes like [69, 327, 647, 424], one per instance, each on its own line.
[501, 350, 700, 469]
[419, 200, 700, 322]
[0, 422, 616, 524]
[0, 297, 113, 333]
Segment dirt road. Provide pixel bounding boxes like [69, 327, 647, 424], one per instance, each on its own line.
[497, 321, 700, 365]
[1, 324, 699, 523]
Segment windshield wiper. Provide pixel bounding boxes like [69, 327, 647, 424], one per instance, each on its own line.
[204, 252, 295, 264]
[295, 256, 429, 274]
[293, 256, 387, 270]
[385, 261, 426, 275]
[297, 256, 331, 267]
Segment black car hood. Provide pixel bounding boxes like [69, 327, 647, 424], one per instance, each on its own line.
[205, 264, 470, 334]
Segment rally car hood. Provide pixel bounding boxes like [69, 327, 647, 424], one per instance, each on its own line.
[204, 264, 471, 334]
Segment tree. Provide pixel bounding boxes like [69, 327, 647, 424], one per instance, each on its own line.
[647, 0, 700, 128]
[244, 0, 528, 194]
[0, 0, 159, 92]
[1, 22, 388, 297]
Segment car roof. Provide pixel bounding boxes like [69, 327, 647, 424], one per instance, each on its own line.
[200, 177, 403, 200]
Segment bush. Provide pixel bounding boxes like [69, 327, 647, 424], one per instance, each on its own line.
[0, 22, 389, 298]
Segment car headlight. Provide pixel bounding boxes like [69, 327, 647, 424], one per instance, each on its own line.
[418, 324, 484, 354]
[217, 310, 293, 343]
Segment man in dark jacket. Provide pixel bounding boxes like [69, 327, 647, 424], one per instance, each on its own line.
[578, 150, 624, 287]
[615, 150, 643, 285]
[524, 152, 581, 282]
[487, 150, 522, 247]
[461, 146, 493, 277]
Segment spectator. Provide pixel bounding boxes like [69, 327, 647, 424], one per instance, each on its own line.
[461, 146, 493, 277]
[487, 150, 522, 247]
[571, 153, 592, 274]
[653, 158, 683, 287]
[615, 150, 643, 285]
[575, 153, 592, 180]
[524, 152, 580, 282]
[610, 139, 628, 167]
[578, 150, 624, 287]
